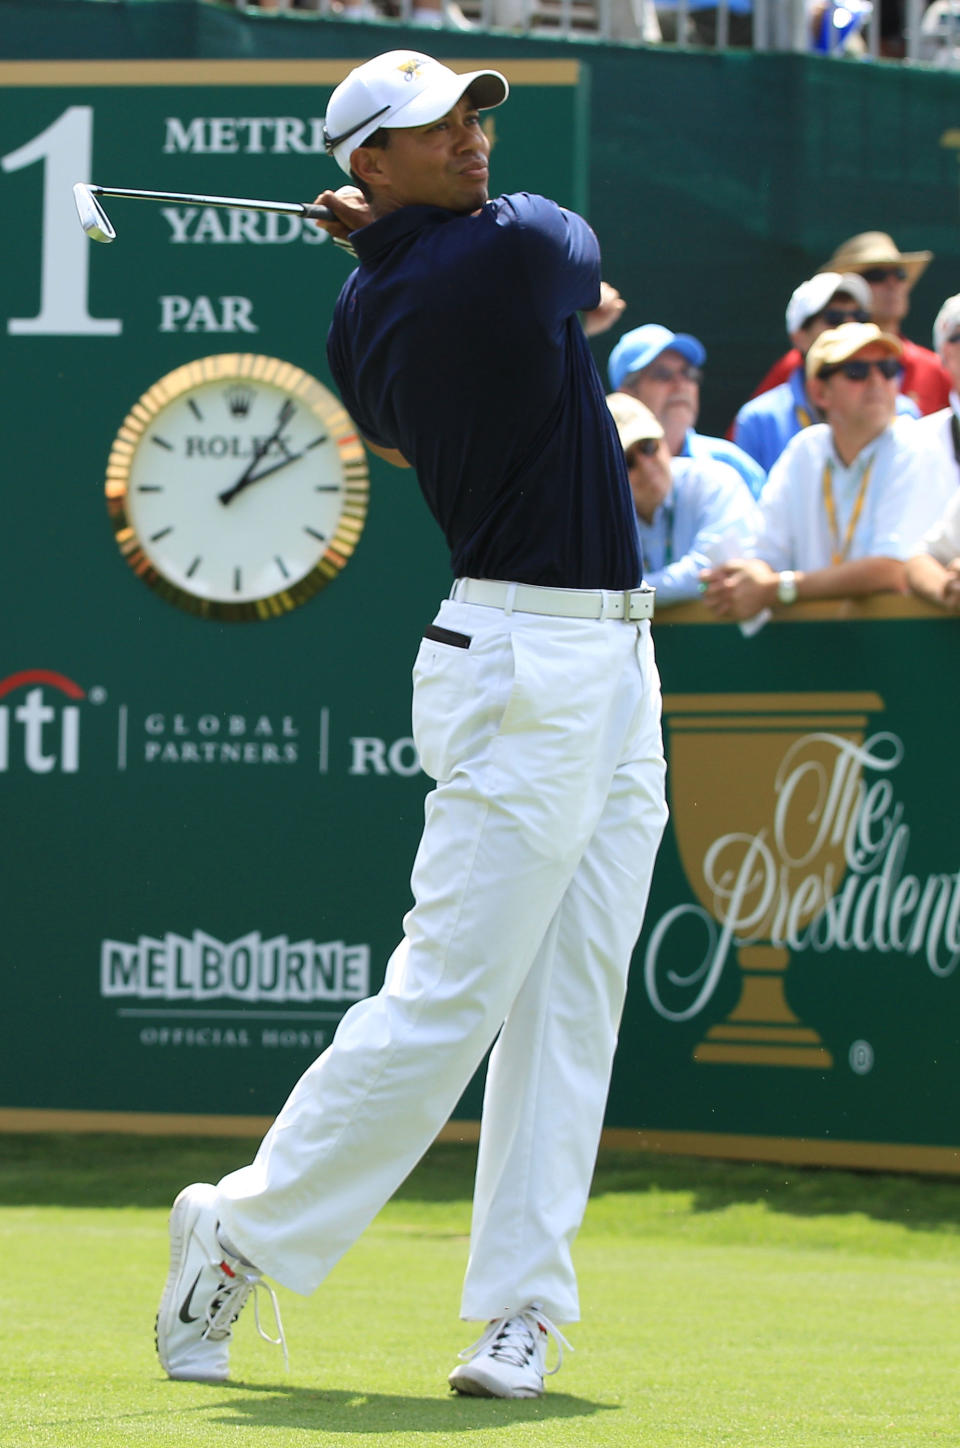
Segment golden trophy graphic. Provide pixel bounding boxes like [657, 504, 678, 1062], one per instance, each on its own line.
[663, 692, 885, 1069]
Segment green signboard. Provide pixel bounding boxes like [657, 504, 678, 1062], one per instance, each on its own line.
[0, 58, 585, 1125]
[611, 600, 960, 1175]
[2, 62, 958, 1176]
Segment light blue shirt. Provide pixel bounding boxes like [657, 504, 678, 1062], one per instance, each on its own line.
[639, 455, 762, 605]
[682, 427, 767, 501]
[733, 366, 920, 476]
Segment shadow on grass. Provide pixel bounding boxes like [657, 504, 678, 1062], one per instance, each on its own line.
[208, 1381, 618, 1433]
[2, 1133, 959, 1235]
[32, 1385, 617, 1437]
[589, 1149, 960, 1234]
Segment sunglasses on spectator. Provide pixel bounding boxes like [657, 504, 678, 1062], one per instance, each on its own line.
[860, 267, 908, 284]
[820, 307, 871, 326]
[626, 438, 661, 461]
[818, 357, 903, 382]
[645, 363, 703, 383]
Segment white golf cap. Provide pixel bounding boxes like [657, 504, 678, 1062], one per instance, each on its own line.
[323, 50, 509, 175]
[785, 271, 872, 335]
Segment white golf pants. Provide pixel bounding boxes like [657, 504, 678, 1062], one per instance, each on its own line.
[217, 596, 667, 1324]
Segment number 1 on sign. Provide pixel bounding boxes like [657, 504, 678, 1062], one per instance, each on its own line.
[1, 105, 122, 336]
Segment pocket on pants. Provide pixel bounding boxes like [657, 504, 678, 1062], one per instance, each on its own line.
[411, 628, 502, 783]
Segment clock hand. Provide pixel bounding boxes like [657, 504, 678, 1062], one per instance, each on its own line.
[219, 398, 296, 506]
[226, 449, 306, 492]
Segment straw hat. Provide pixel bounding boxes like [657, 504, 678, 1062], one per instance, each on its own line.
[817, 231, 932, 289]
[605, 393, 664, 451]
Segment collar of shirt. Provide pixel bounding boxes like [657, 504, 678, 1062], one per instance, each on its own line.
[352, 204, 464, 263]
[788, 364, 814, 412]
[950, 390, 960, 422]
[826, 430, 884, 494]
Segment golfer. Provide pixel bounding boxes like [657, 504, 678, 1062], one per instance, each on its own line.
[157, 49, 668, 1400]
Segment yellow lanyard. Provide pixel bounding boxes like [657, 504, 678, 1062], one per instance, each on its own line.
[822, 457, 874, 565]
[795, 403, 814, 429]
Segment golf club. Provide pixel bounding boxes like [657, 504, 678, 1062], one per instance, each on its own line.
[73, 182, 334, 244]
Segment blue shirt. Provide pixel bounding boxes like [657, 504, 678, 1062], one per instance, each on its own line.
[654, 0, 751, 15]
[733, 366, 920, 476]
[638, 456, 761, 605]
[682, 428, 767, 500]
[327, 193, 641, 589]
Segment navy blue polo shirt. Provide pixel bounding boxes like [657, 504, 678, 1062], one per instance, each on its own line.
[327, 192, 642, 589]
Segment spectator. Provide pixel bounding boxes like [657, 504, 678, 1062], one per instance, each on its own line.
[905, 492, 960, 611]
[337, 0, 473, 23]
[607, 0, 663, 41]
[654, 0, 752, 47]
[732, 272, 920, 474]
[701, 324, 955, 619]
[606, 392, 761, 605]
[747, 232, 951, 416]
[913, 292, 960, 488]
[408, 0, 474, 26]
[608, 323, 766, 498]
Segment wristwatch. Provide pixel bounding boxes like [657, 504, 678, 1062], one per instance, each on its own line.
[776, 570, 798, 606]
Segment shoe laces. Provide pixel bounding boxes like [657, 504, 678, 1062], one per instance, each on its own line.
[204, 1259, 289, 1371]
[458, 1306, 572, 1377]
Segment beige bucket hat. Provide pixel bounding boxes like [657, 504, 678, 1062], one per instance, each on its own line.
[817, 231, 932, 289]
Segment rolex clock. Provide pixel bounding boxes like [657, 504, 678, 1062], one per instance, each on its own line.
[105, 353, 370, 620]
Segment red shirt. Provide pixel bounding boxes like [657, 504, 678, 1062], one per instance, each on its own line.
[746, 337, 951, 416]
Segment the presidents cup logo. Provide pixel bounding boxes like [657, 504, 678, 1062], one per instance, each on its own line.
[398, 58, 427, 82]
[645, 692, 960, 1070]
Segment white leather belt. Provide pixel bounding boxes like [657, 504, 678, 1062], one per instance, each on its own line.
[453, 577, 655, 621]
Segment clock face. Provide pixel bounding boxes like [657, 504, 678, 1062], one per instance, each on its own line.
[105, 353, 370, 620]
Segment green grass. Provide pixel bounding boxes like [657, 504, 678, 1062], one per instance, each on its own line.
[3, 1135, 960, 1447]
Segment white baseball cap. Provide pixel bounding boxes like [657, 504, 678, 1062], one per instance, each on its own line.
[323, 50, 509, 175]
[785, 271, 872, 335]
[932, 293, 960, 356]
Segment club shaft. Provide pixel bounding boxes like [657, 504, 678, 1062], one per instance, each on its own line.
[89, 184, 332, 222]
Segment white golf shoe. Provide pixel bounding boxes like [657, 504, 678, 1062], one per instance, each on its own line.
[448, 1306, 571, 1398]
[155, 1182, 286, 1382]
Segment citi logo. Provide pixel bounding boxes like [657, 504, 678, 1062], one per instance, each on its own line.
[0, 670, 85, 773]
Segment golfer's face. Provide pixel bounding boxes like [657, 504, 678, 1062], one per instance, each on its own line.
[372, 97, 491, 214]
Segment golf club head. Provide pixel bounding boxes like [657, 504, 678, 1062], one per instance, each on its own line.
[73, 183, 115, 243]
